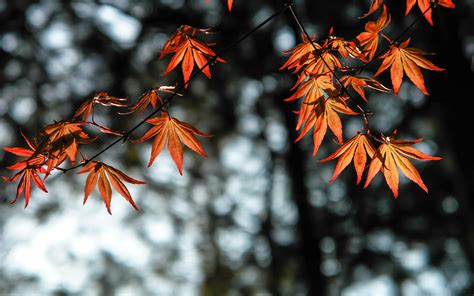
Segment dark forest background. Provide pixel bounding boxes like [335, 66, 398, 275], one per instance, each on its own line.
[1, 0, 473, 295]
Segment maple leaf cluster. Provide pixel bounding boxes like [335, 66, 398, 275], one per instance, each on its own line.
[279, 2, 448, 196]
[2, 93, 149, 213]
[2, 0, 454, 213]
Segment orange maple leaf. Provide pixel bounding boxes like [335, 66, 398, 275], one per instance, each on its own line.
[77, 161, 145, 214]
[3, 132, 46, 171]
[133, 113, 210, 175]
[2, 133, 48, 207]
[280, 35, 341, 76]
[36, 120, 95, 167]
[74, 91, 128, 121]
[2, 167, 48, 208]
[328, 36, 366, 62]
[341, 75, 391, 102]
[320, 133, 376, 184]
[364, 135, 441, 197]
[356, 5, 390, 61]
[285, 73, 336, 130]
[160, 25, 224, 87]
[406, 0, 455, 25]
[296, 93, 359, 156]
[374, 38, 444, 95]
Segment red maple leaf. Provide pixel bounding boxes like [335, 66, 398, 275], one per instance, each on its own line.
[160, 25, 224, 87]
[78, 161, 145, 214]
[133, 113, 210, 175]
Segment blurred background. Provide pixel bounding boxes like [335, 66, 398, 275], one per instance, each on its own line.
[1, 0, 473, 295]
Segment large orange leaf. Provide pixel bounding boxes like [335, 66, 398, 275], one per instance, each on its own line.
[374, 38, 444, 95]
[160, 25, 224, 87]
[2, 167, 48, 208]
[36, 120, 95, 167]
[285, 73, 336, 130]
[296, 93, 359, 157]
[2, 133, 48, 207]
[406, 0, 455, 25]
[356, 5, 390, 61]
[280, 35, 341, 76]
[3, 132, 46, 171]
[77, 161, 145, 214]
[364, 135, 441, 197]
[133, 113, 210, 175]
[320, 133, 376, 184]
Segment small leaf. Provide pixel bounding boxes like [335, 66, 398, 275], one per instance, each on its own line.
[133, 113, 211, 175]
[78, 161, 145, 214]
[161, 25, 224, 87]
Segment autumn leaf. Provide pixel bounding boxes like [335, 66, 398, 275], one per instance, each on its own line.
[160, 25, 224, 87]
[341, 75, 391, 102]
[356, 5, 390, 61]
[77, 161, 145, 214]
[280, 35, 341, 76]
[2, 167, 48, 208]
[320, 133, 376, 184]
[3, 131, 46, 171]
[374, 38, 444, 95]
[125, 86, 179, 114]
[133, 113, 211, 175]
[359, 0, 384, 18]
[36, 120, 95, 167]
[296, 93, 359, 157]
[74, 92, 128, 121]
[328, 36, 366, 62]
[285, 73, 336, 130]
[406, 0, 455, 25]
[2, 132, 48, 207]
[364, 134, 441, 197]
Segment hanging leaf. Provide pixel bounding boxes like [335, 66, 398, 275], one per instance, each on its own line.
[161, 25, 224, 87]
[364, 134, 441, 197]
[320, 133, 376, 184]
[374, 38, 444, 95]
[296, 92, 359, 157]
[356, 5, 391, 61]
[77, 161, 145, 214]
[133, 113, 211, 175]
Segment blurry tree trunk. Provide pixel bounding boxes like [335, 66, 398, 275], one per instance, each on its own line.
[430, 6, 474, 292]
